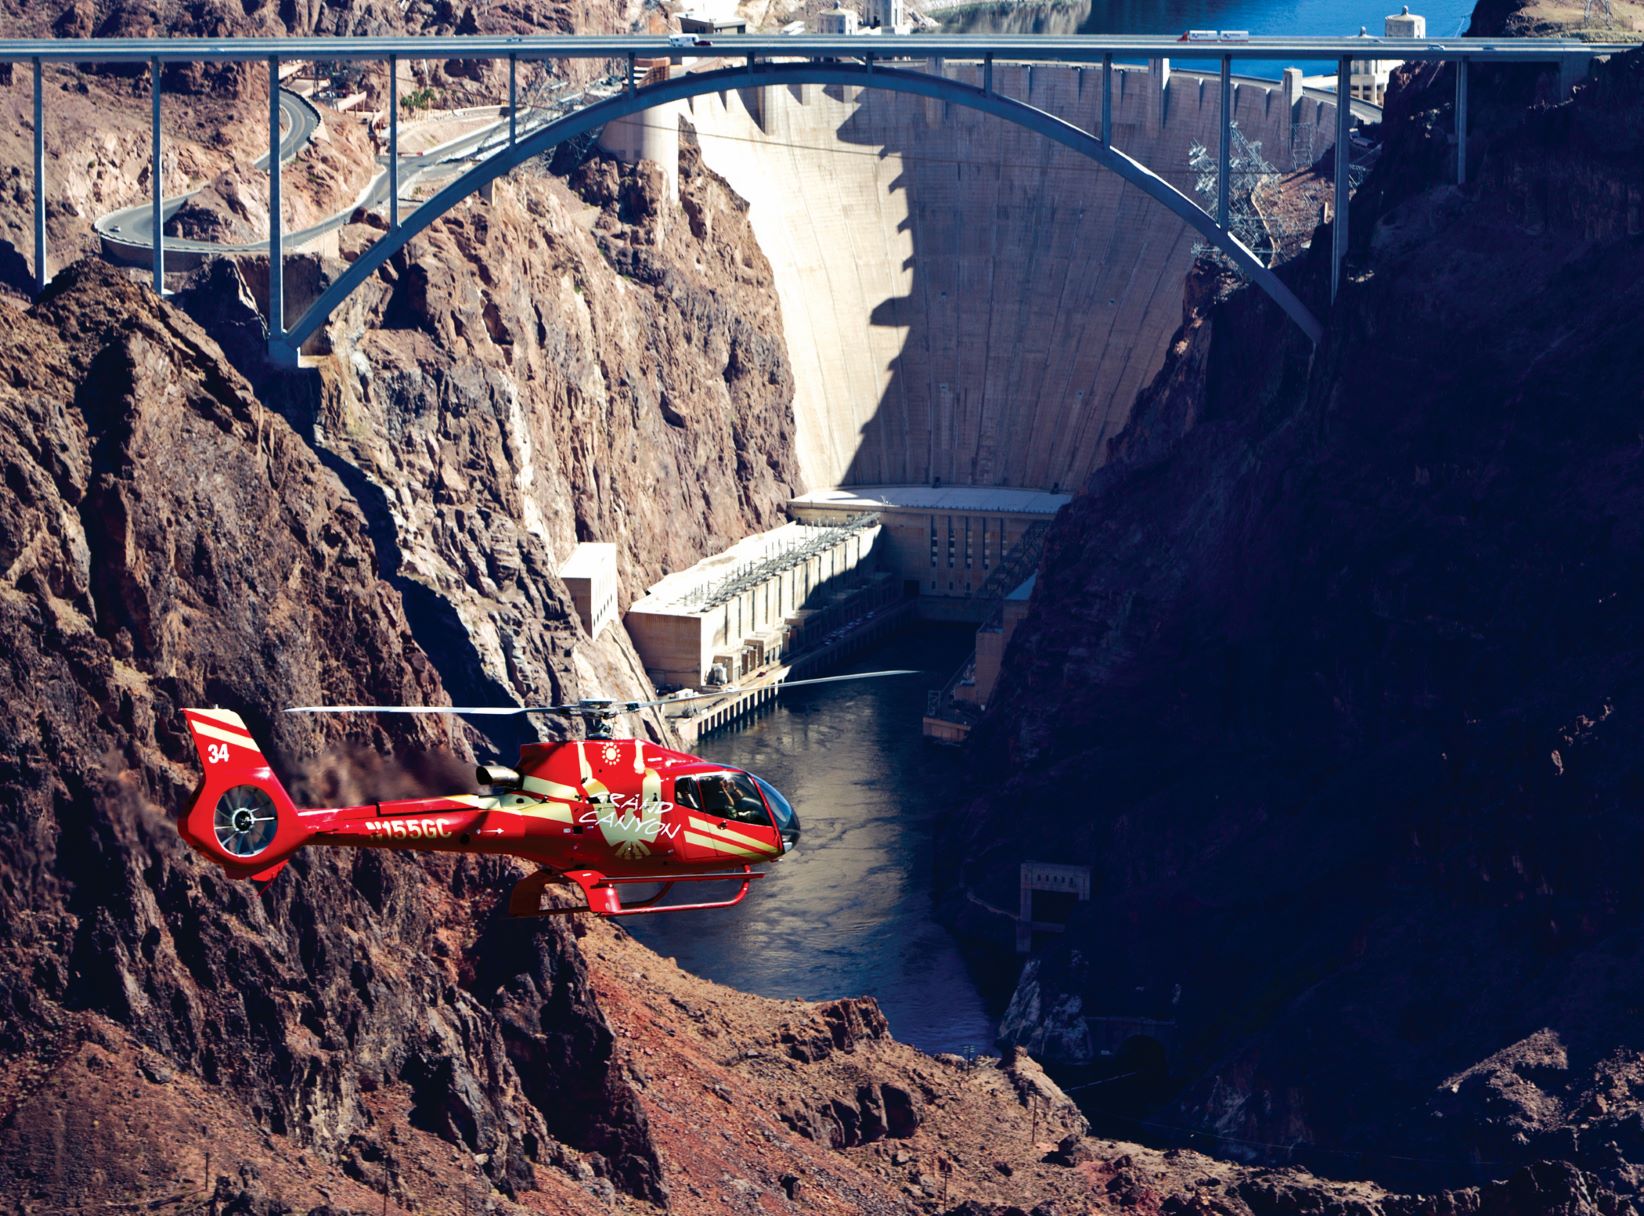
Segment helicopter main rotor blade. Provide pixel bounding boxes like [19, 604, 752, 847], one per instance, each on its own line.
[285, 671, 921, 717]
[624, 669, 922, 710]
[284, 704, 584, 716]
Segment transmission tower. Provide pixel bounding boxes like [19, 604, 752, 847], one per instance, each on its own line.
[1582, 0, 1615, 25]
[1188, 122, 1282, 267]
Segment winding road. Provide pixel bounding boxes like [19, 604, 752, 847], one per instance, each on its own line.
[95, 89, 319, 263]
[92, 87, 581, 269]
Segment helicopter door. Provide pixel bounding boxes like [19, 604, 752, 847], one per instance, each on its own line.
[672, 773, 782, 866]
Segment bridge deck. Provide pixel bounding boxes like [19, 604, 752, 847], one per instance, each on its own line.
[0, 33, 1636, 65]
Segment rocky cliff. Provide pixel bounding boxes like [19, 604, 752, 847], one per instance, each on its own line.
[0, 261, 1597, 1216]
[0, 259, 665, 1208]
[951, 28, 1644, 1196]
[163, 141, 800, 745]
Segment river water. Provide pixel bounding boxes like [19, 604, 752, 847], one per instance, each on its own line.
[626, 623, 997, 1056]
[630, 0, 1485, 1065]
[939, 0, 1478, 80]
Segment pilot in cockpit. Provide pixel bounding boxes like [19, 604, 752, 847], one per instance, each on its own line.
[693, 774, 770, 826]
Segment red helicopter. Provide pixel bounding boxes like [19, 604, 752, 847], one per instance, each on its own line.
[177, 673, 911, 917]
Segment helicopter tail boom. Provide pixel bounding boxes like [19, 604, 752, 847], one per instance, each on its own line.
[179, 709, 304, 882]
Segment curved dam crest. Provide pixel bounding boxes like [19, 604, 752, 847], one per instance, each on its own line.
[682, 59, 1341, 492]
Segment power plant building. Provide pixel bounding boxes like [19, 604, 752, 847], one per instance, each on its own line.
[789, 486, 1069, 606]
[559, 542, 618, 640]
[625, 517, 888, 688]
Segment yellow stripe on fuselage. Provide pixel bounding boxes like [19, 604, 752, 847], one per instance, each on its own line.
[687, 814, 780, 854]
[444, 792, 577, 822]
[683, 830, 771, 860]
[521, 774, 582, 802]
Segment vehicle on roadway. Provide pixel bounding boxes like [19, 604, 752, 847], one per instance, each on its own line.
[175, 671, 913, 918]
[668, 33, 713, 47]
[1180, 29, 1251, 41]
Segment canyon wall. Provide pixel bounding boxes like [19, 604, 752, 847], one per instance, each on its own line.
[947, 39, 1644, 1192]
[184, 146, 803, 743]
[686, 59, 1339, 491]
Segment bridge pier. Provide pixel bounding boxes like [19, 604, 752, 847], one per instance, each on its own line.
[31, 57, 44, 293]
[1332, 56, 1350, 300]
[268, 54, 283, 347]
[1456, 57, 1468, 185]
[388, 56, 399, 232]
[1218, 56, 1231, 229]
[1146, 57, 1170, 135]
[150, 57, 163, 296]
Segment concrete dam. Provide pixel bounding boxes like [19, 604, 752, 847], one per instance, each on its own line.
[672, 59, 1342, 493]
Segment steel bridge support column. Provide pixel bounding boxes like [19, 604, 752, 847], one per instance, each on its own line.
[1332, 55, 1350, 301]
[1218, 54, 1231, 229]
[388, 56, 399, 232]
[983, 53, 993, 97]
[31, 57, 44, 294]
[268, 55, 284, 352]
[509, 53, 517, 145]
[628, 52, 637, 97]
[1101, 53, 1111, 145]
[151, 57, 164, 295]
[1455, 57, 1468, 185]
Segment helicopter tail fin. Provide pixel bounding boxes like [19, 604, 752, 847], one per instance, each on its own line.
[179, 709, 303, 883]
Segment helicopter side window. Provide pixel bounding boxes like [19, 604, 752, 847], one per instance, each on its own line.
[675, 778, 700, 810]
[699, 777, 735, 815]
[694, 773, 774, 828]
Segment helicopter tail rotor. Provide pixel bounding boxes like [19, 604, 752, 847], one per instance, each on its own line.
[179, 709, 304, 882]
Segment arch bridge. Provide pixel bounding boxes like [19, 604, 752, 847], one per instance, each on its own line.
[4, 33, 1635, 361]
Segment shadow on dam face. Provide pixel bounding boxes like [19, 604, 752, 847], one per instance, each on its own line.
[684, 60, 1338, 493]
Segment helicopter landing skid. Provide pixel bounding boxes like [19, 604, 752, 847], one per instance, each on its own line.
[508, 866, 763, 918]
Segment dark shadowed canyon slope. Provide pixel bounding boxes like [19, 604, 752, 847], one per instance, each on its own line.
[8, 266, 1632, 1216]
[946, 28, 1644, 1195]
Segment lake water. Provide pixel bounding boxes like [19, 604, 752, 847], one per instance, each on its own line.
[939, 0, 1479, 80]
[626, 623, 997, 1056]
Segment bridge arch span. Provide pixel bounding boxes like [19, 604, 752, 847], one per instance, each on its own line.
[277, 59, 1322, 360]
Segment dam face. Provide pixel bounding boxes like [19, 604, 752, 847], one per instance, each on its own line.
[684, 60, 1339, 493]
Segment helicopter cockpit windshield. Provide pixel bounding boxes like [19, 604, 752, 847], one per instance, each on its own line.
[677, 771, 770, 827]
[753, 776, 800, 851]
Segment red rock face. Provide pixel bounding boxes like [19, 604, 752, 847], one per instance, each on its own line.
[165, 145, 800, 734]
[951, 41, 1644, 1193]
[0, 261, 669, 1206]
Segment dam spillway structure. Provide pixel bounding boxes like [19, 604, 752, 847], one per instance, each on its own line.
[679, 57, 1343, 495]
[595, 54, 1346, 734]
[650, 57, 1342, 727]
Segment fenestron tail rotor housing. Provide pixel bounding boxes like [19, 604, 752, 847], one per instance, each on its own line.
[213, 784, 278, 858]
